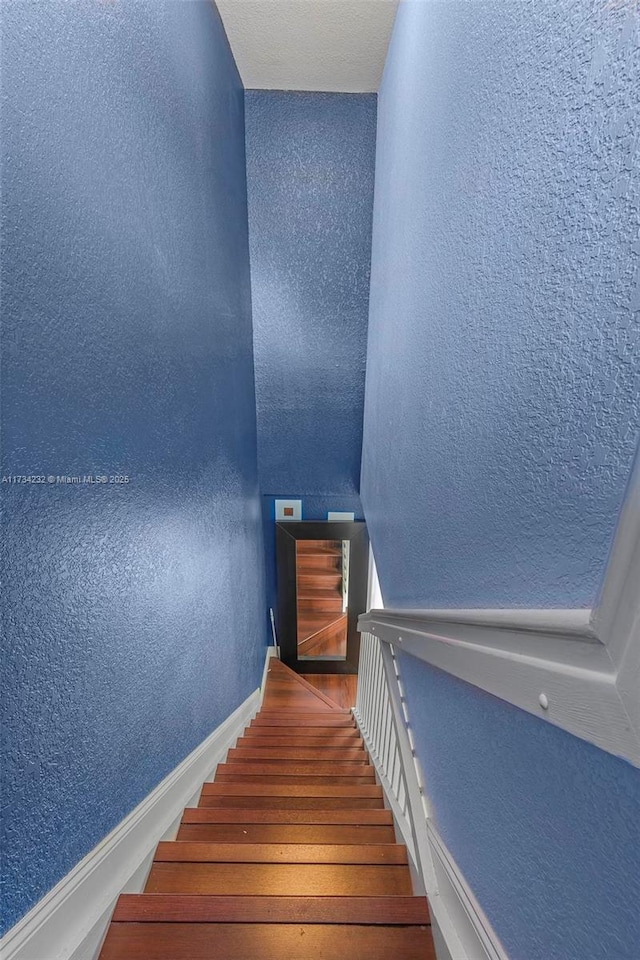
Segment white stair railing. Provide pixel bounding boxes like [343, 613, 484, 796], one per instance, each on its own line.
[354, 630, 435, 889]
[355, 626, 510, 960]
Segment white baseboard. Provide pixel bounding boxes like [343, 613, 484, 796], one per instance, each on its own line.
[0, 664, 269, 960]
[426, 824, 509, 960]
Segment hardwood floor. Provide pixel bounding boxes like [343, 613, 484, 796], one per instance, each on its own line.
[98, 658, 434, 959]
[301, 673, 359, 709]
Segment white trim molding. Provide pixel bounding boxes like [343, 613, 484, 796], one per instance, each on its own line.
[359, 449, 640, 767]
[426, 823, 509, 960]
[0, 649, 276, 960]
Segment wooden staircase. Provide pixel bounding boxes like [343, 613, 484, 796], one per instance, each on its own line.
[296, 540, 348, 657]
[98, 659, 434, 958]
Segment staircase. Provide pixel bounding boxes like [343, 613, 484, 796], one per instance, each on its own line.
[296, 539, 348, 657]
[98, 659, 435, 958]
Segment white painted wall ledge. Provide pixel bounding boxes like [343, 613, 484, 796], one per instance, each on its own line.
[0, 647, 277, 960]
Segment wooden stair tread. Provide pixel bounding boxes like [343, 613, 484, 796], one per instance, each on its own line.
[228, 747, 365, 760]
[154, 842, 408, 864]
[114, 894, 429, 924]
[145, 862, 413, 896]
[296, 553, 341, 567]
[298, 572, 342, 588]
[100, 922, 435, 959]
[298, 596, 343, 611]
[226, 747, 368, 761]
[239, 731, 362, 744]
[213, 762, 371, 779]
[203, 783, 381, 797]
[199, 796, 384, 809]
[297, 585, 342, 599]
[256, 698, 353, 720]
[298, 614, 347, 633]
[215, 773, 376, 785]
[176, 823, 397, 843]
[182, 808, 394, 825]
[296, 539, 342, 553]
[251, 716, 355, 727]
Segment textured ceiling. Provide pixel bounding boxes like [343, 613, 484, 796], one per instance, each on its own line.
[216, 0, 399, 92]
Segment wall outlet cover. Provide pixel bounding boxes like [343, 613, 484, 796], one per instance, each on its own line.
[275, 499, 302, 521]
[328, 511, 355, 521]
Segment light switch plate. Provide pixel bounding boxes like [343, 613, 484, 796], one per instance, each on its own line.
[275, 499, 302, 521]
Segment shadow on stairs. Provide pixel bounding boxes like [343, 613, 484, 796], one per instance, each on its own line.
[98, 658, 435, 959]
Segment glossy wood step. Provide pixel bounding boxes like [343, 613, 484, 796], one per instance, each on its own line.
[214, 772, 376, 786]
[296, 540, 342, 554]
[145, 862, 413, 896]
[298, 611, 347, 634]
[182, 808, 394, 825]
[297, 584, 342, 599]
[226, 746, 369, 761]
[203, 760, 374, 784]
[261, 661, 344, 711]
[298, 572, 342, 590]
[255, 694, 353, 720]
[212, 762, 375, 779]
[199, 796, 384, 810]
[238, 731, 362, 745]
[113, 894, 429, 924]
[250, 716, 356, 728]
[154, 842, 408, 865]
[176, 823, 397, 844]
[298, 614, 348, 655]
[201, 783, 382, 799]
[100, 922, 435, 959]
[233, 741, 365, 756]
[300, 674, 358, 710]
[298, 596, 343, 613]
[297, 554, 341, 571]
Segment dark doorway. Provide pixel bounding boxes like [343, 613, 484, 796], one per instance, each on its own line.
[275, 521, 369, 674]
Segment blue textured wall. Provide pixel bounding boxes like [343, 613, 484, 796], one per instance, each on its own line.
[1, 1, 265, 933]
[363, 3, 640, 958]
[362, 0, 640, 608]
[245, 91, 377, 496]
[399, 654, 640, 960]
